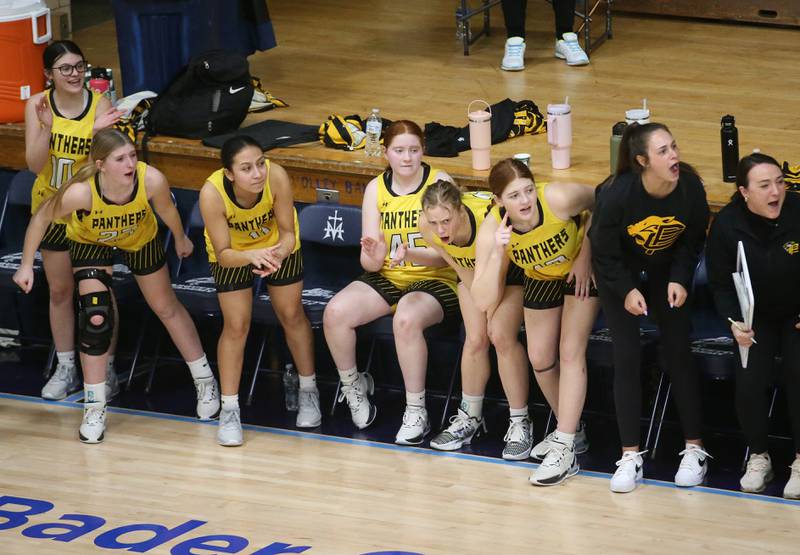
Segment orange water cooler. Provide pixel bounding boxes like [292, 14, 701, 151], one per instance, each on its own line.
[0, 0, 51, 123]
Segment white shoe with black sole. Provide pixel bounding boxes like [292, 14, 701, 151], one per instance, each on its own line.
[529, 440, 579, 486]
[395, 405, 430, 446]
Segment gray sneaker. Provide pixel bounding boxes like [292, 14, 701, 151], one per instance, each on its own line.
[217, 408, 243, 446]
[531, 421, 590, 460]
[430, 409, 486, 451]
[502, 416, 533, 460]
[296, 388, 322, 428]
[42, 363, 80, 400]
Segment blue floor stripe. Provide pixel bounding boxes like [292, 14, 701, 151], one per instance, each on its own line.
[3, 391, 799, 507]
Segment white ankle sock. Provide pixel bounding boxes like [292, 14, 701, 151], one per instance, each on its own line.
[406, 390, 426, 408]
[299, 373, 317, 391]
[338, 367, 358, 385]
[460, 393, 484, 419]
[221, 394, 239, 411]
[56, 351, 75, 366]
[509, 406, 528, 421]
[187, 355, 213, 380]
[554, 430, 575, 446]
[84, 382, 106, 404]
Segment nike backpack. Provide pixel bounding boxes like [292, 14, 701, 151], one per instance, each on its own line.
[144, 50, 254, 140]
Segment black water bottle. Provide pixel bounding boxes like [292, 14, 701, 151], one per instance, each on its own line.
[721, 115, 739, 183]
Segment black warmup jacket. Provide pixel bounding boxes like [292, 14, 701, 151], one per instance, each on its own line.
[589, 170, 710, 299]
[706, 192, 800, 322]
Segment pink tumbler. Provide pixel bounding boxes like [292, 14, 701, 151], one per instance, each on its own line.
[547, 102, 572, 170]
[468, 100, 492, 171]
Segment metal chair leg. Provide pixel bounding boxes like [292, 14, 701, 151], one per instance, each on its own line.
[645, 371, 666, 452]
[247, 328, 270, 406]
[651, 382, 672, 460]
[439, 349, 463, 430]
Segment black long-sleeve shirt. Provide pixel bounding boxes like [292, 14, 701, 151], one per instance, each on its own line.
[590, 170, 710, 299]
[706, 192, 800, 322]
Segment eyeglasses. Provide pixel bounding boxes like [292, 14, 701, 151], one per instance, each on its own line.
[51, 61, 87, 76]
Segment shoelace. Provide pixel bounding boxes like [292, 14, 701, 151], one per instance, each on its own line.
[615, 450, 648, 468]
[195, 379, 217, 402]
[541, 441, 571, 468]
[402, 407, 426, 426]
[746, 454, 771, 473]
[504, 419, 530, 443]
[506, 44, 524, 57]
[51, 364, 74, 382]
[563, 40, 583, 54]
[445, 412, 473, 434]
[678, 446, 713, 469]
[790, 459, 800, 474]
[338, 380, 364, 406]
[298, 390, 319, 409]
[84, 405, 106, 426]
[220, 409, 240, 429]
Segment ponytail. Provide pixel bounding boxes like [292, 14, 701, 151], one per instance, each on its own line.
[612, 121, 700, 184]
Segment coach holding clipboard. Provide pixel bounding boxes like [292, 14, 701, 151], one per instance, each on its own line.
[706, 152, 800, 499]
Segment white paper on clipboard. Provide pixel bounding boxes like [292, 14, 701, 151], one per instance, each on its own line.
[731, 241, 755, 368]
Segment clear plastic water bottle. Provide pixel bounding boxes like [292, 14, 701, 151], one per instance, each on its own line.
[365, 108, 382, 157]
[283, 363, 299, 411]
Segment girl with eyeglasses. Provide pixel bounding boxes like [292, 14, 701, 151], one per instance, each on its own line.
[24, 40, 123, 402]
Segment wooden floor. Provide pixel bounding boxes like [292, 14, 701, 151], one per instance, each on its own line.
[70, 0, 800, 208]
[1, 394, 798, 555]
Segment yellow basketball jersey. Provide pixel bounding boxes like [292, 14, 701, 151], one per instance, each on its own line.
[203, 163, 300, 264]
[377, 163, 456, 288]
[492, 182, 584, 280]
[431, 191, 494, 269]
[32, 89, 102, 219]
[67, 162, 158, 251]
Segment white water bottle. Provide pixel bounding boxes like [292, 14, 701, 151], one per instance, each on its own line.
[365, 108, 382, 157]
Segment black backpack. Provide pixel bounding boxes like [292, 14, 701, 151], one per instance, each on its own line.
[145, 50, 253, 140]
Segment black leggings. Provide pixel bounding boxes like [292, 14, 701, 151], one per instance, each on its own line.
[502, 0, 576, 39]
[599, 272, 703, 447]
[735, 313, 800, 454]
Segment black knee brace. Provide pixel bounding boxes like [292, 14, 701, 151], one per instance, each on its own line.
[75, 268, 114, 356]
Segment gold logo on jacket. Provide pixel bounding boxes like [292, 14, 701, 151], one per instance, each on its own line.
[626, 216, 686, 255]
[784, 241, 799, 255]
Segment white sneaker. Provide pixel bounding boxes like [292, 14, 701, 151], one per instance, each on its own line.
[501, 37, 526, 71]
[430, 409, 486, 451]
[610, 450, 646, 493]
[530, 439, 579, 486]
[79, 402, 106, 444]
[296, 388, 322, 428]
[106, 363, 120, 400]
[740, 452, 773, 493]
[554, 32, 589, 66]
[194, 376, 220, 420]
[42, 363, 80, 400]
[337, 372, 376, 429]
[531, 421, 590, 460]
[395, 405, 430, 445]
[675, 445, 712, 487]
[502, 416, 533, 460]
[217, 408, 243, 446]
[784, 458, 800, 499]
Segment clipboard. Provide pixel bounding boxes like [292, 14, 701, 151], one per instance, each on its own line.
[731, 241, 755, 368]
